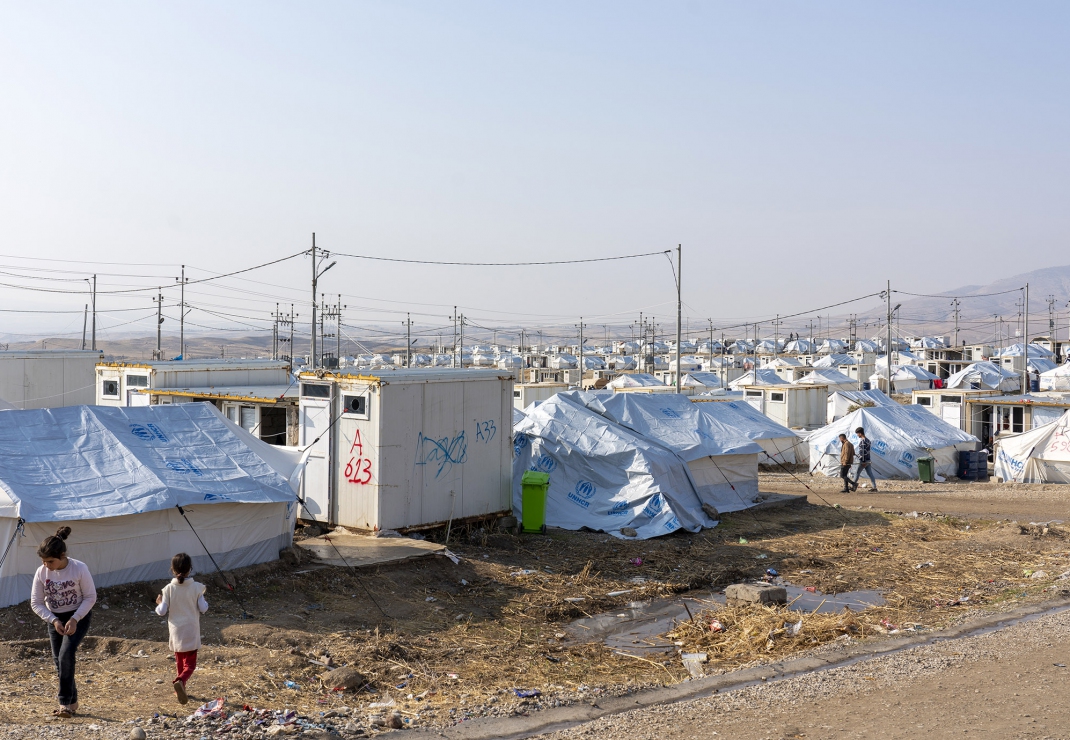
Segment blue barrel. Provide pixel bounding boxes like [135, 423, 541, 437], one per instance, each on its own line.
[862, 382, 871, 391]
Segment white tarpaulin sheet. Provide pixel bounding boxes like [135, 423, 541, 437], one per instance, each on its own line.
[795, 369, 856, 390]
[1040, 364, 1070, 390]
[691, 398, 807, 465]
[512, 392, 762, 539]
[730, 368, 787, 388]
[0, 403, 303, 608]
[827, 389, 896, 423]
[946, 361, 1020, 392]
[994, 410, 1070, 483]
[807, 404, 978, 480]
[608, 373, 664, 389]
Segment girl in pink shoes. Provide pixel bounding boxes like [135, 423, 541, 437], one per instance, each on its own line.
[155, 553, 209, 704]
[30, 526, 97, 719]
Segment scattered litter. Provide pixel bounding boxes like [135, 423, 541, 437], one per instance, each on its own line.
[799, 569, 813, 574]
[99, 604, 109, 610]
[738, 537, 749, 544]
[681, 652, 707, 678]
[804, 586, 816, 593]
[441, 549, 461, 564]
[563, 597, 586, 603]
[1030, 570, 1049, 579]
[284, 680, 299, 689]
[629, 557, 643, 566]
[915, 562, 935, 569]
[510, 569, 537, 577]
[368, 698, 396, 709]
[374, 529, 402, 538]
[766, 569, 778, 577]
[934, 474, 946, 482]
[190, 698, 227, 720]
[709, 619, 724, 633]
[460, 579, 469, 586]
[447, 673, 459, 679]
[785, 620, 802, 636]
[1054, 663, 1067, 668]
[756, 553, 768, 559]
[425, 596, 437, 602]
[407, 533, 426, 540]
[606, 590, 633, 597]
[513, 689, 541, 698]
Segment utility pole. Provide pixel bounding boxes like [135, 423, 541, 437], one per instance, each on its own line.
[81, 305, 88, 350]
[405, 313, 412, 367]
[91, 274, 97, 351]
[310, 235, 317, 369]
[951, 298, 961, 348]
[153, 289, 164, 360]
[274, 305, 297, 373]
[1023, 283, 1030, 394]
[577, 316, 585, 387]
[675, 244, 682, 393]
[886, 280, 892, 393]
[459, 313, 465, 368]
[774, 314, 780, 358]
[708, 319, 714, 373]
[272, 303, 279, 361]
[452, 306, 458, 368]
[1048, 295, 1057, 339]
[175, 266, 186, 360]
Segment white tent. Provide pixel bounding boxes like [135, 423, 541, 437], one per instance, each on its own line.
[812, 353, 856, 368]
[1027, 357, 1058, 375]
[607, 373, 664, 389]
[874, 350, 920, 368]
[827, 389, 896, 423]
[497, 355, 524, 370]
[870, 364, 939, 393]
[581, 356, 606, 370]
[512, 392, 762, 539]
[680, 372, 723, 389]
[854, 339, 880, 353]
[912, 337, 947, 349]
[0, 403, 303, 609]
[783, 339, 815, 354]
[694, 398, 808, 465]
[817, 339, 848, 354]
[668, 357, 702, 372]
[1040, 363, 1070, 391]
[997, 343, 1055, 359]
[756, 339, 782, 354]
[946, 361, 1021, 392]
[549, 354, 578, 369]
[807, 404, 978, 481]
[762, 357, 802, 369]
[608, 355, 637, 370]
[729, 368, 788, 388]
[994, 410, 1070, 483]
[794, 368, 856, 391]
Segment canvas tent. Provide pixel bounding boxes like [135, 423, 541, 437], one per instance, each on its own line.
[0, 403, 303, 609]
[607, 373, 664, 389]
[783, 339, 815, 354]
[807, 404, 978, 481]
[794, 368, 856, 391]
[1040, 363, 1070, 391]
[812, 354, 856, 369]
[512, 392, 762, 539]
[994, 410, 1070, 483]
[946, 361, 1020, 392]
[729, 368, 788, 388]
[998, 343, 1055, 359]
[693, 398, 808, 465]
[827, 389, 896, 423]
[871, 364, 939, 393]
[680, 372, 723, 389]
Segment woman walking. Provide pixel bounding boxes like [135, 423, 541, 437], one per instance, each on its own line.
[29, 526, 96, 718]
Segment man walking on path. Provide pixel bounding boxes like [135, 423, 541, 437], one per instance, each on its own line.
[838, 433, 854, 493]
[850, 427, 878, 492]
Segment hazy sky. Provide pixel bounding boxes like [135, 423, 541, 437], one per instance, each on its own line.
[2, 2, 1068, 343]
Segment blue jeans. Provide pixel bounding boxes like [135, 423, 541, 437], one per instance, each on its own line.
[47, 609, 91, 706]
[851, 462, 878, 489]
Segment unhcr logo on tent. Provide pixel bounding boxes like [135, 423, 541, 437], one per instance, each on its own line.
[130, 423, 168, 442]
[642, 493, 663, 519]
[872, 440, 889, 456]
[533, 454, 557, 473]
[897, 450, 915, 468]
[997, 448, 1024, 474]
[663, 515, 680, 532]
[660, 407, 681, 419]
[513, 434, 529, 457]
[166, 458, 203, 476]
[608, 500, 630, 517]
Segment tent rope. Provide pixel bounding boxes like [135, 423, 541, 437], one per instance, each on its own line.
[0, 518, 24, 571]
[175, 505, 251, 619]
[293, 493, 389, 619]
[761, 438, 850, 520]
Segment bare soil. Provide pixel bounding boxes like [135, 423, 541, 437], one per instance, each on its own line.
[0, 475, 1068, 737]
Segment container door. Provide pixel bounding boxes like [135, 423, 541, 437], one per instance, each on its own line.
[299, 383, 334, 524]
[941, 403, 962, 429]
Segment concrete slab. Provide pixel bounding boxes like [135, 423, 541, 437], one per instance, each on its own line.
[296, 531, 448, 568]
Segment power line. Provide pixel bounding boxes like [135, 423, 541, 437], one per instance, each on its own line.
[330, 249, 671, 267]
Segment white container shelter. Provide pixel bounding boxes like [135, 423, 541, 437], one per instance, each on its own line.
[298, 369, 513, 531]
[0, 349, 103, 409]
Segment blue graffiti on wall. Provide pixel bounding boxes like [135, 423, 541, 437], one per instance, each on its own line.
[415, 431, 468, 479]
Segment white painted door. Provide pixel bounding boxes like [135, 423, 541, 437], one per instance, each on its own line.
[941, 403, 962, 430]
[127, 391, 150, 406]
[299, 397, 333, 524]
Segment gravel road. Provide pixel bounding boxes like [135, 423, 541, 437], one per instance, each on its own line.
[537, 605, 1070, 740]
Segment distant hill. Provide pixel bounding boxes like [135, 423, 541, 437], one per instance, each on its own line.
[853, 264, 1070, 344]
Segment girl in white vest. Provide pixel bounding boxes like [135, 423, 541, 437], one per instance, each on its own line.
[155, 553, 208, 705]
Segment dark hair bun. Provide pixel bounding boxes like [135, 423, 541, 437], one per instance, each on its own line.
[55, 526, 71, 540]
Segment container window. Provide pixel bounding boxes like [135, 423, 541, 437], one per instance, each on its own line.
[240, 406, 257, 432]
[745, 390, 763, 398]
[126, 375, 149, 388]
[300, 383, 331, 399]
[513, 390, 521, 398]
[102, 380, 119, 397]
[770, 392, 785, 402]
[916, 396, 932, 406]
[342, 393, 370, 419]
[940, 395, 961, 404]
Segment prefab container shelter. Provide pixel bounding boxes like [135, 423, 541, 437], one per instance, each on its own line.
[298, 369, 514, 531]
[96, 360, 291, 407]
[740, 384, 828, 430]
[514, 382, 568, 410]
[0, 350, 103, 409]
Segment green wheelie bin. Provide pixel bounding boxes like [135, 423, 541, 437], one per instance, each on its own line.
[917, 456, 935, 483]
[520, 470, 550, 533]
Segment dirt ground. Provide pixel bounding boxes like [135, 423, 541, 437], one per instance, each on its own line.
[1, 473, 1068, 738]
